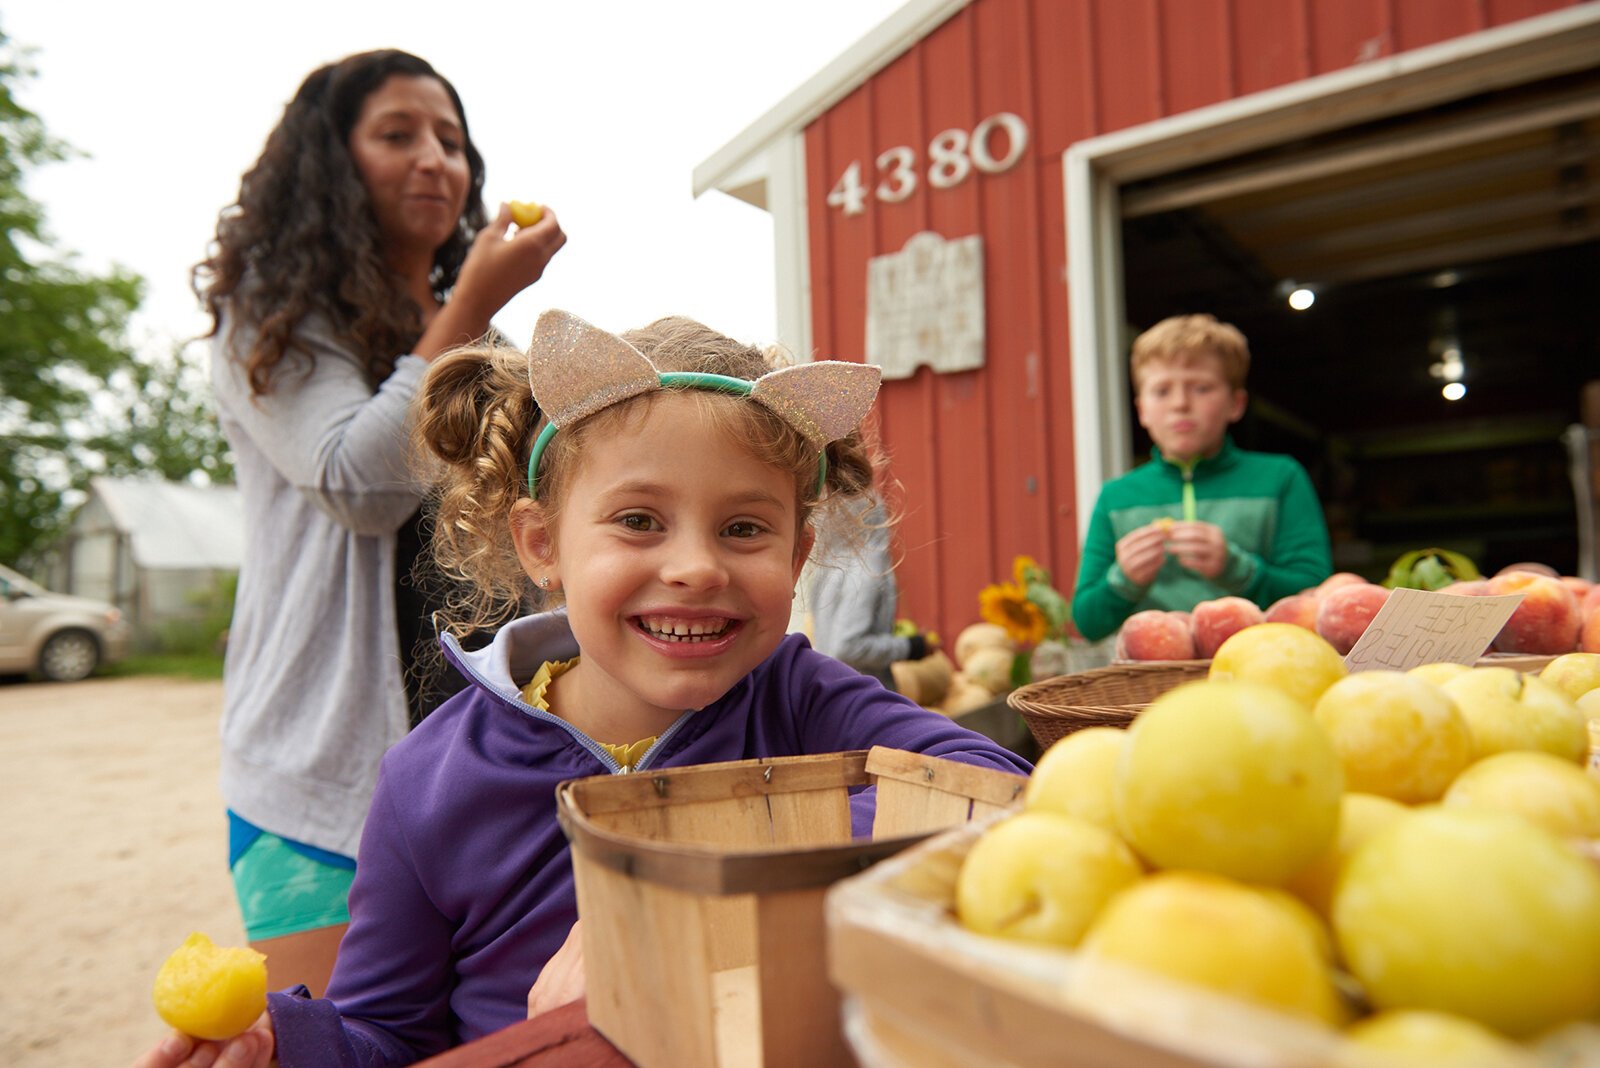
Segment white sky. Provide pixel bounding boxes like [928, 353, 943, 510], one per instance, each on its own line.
[6, 0, 908, 363]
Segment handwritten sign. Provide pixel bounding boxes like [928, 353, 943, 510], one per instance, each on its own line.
[865, 231, 985, 380]
[1343, 587, 1522, 672]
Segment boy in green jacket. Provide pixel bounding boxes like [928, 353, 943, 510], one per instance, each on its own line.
[1071, 314, 1332, 642]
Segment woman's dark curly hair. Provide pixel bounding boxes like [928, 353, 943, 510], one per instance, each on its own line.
[193, 49, 489, 395]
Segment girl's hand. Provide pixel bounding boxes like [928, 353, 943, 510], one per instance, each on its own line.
[527, 919, 586, 1018]
[131, 1012, 275, 1068]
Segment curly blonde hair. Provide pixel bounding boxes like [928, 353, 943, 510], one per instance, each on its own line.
[1130, 313, 1250, 391]
[412, 316, 882, 639]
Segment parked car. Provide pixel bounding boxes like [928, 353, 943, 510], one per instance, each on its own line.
[0, 564, 131, 681]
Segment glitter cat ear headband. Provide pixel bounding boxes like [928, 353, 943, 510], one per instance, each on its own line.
[524, 309, 882, 498]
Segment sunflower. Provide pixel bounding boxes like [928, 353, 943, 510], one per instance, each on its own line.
[979, 581, 1048, 646]
[1012, 554, 1044, 588]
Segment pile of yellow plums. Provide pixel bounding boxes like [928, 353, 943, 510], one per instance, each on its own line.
[956, 631, 1600, 1062]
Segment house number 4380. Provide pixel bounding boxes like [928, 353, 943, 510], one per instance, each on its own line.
[826, 112, 1029, 215]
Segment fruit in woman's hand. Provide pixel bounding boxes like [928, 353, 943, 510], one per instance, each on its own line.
[1332, 806, 1600, 1038]
[1114, 679, 1343, 884]
[1442, 749, 1600, 838]
[955, 811, 1141, 947]
[1208, 622, 1348, 710]
[1023, 726, 1126, 831]
[1311, 671, 1472, 803]
[1079, 870, 1345, 1026]
[509, 199, 544, 227]
[152, 932, 268, 1041]
[1441, 667, 1588, 763]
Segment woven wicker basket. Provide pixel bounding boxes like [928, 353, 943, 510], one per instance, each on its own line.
[1008, 660, 1210, 749]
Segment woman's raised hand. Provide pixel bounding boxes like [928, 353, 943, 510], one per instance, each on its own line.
[416, 204, 568, 360]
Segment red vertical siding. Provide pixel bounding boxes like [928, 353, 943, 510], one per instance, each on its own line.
[1160, 0, 1237, 113]
[1231, 0, 1313, 93]
[1392, 0, 1488, 50]
[1308, 0, 1393, 72]
[1488, 0, 1576, 20]
[1094, 0, 1166, 131]
[1032, 0, 1099, 591]
[972, 0, 1051, 629]
[915, 11, 990, 630]
[802, 0, 1577, 642]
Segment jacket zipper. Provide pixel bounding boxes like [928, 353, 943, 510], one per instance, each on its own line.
[1179, 458, 1197, 522]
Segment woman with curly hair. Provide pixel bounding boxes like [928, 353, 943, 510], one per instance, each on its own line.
[196, 48, 565, 998]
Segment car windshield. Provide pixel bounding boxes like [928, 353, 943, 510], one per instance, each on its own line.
[0, 563, 48, 598]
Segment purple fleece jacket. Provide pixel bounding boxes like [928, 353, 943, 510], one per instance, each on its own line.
[267, 609, 1031, 1065]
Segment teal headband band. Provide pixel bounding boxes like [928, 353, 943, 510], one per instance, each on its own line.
[525, 371, 828, 499]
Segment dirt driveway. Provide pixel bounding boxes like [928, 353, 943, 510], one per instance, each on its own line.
[0, 674, 242, 1067]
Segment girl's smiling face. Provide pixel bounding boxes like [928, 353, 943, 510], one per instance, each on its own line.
[516, 393, 813, 736]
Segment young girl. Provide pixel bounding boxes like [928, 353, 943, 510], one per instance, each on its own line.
[137, 310, 1031, 1068]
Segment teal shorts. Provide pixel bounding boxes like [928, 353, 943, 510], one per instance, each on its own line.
[230, 830, 355, 941]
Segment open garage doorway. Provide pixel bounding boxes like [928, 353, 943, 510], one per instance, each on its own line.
[1066, 7, 1600, 582]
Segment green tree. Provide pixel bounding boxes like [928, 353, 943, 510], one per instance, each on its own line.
[0, 28, 229, 568]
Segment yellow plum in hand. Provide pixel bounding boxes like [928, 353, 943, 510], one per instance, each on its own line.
[152, 932, 268, 1041]
[509, 200, 544, 227]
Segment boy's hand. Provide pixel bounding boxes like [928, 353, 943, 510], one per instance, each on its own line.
[131, 1012, 274, 1068]
[1166, 520, 1227, 578]
[1115, 522, 1171, 586]
[528, 919, 586, 1018]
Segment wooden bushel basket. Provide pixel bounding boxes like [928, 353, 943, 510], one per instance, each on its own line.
[828, 816, 1600, 1068]
[555, 747, 1025, 1068]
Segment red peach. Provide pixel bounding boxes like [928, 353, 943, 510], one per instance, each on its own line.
[1439, 580, 1491, 596]
[1495, 561, 1560, 579]
[1315, 582, 1391, 656]
[1582, 611, 1600, 654]
[1191, 597, 1268, 659]
[1487, 572, 1581, 655]
[1264, 593, 1320, 631]
[1315, 572, 1369, 595]
[1116, 610, 1197, 661]
[1582, 584, 1600, 623]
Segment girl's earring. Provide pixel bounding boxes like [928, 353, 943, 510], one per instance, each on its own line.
[537, 576, 551, 590]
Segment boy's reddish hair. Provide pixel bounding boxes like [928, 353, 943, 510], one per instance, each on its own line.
[1131, 314, 1250, 391]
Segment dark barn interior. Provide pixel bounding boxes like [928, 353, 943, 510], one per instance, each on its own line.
[1119, 68, 1598, 578]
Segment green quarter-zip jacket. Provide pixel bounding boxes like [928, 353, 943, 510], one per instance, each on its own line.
[1071, 437, 1332, 642]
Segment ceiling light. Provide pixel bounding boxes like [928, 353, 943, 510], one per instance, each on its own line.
[1432, 269, 1461, 288]
[1287, 286, 1316, 311]
[1442, 382, 1466, 401]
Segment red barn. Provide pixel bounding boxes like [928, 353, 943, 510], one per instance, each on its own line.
[696, 1, 1600, 641]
